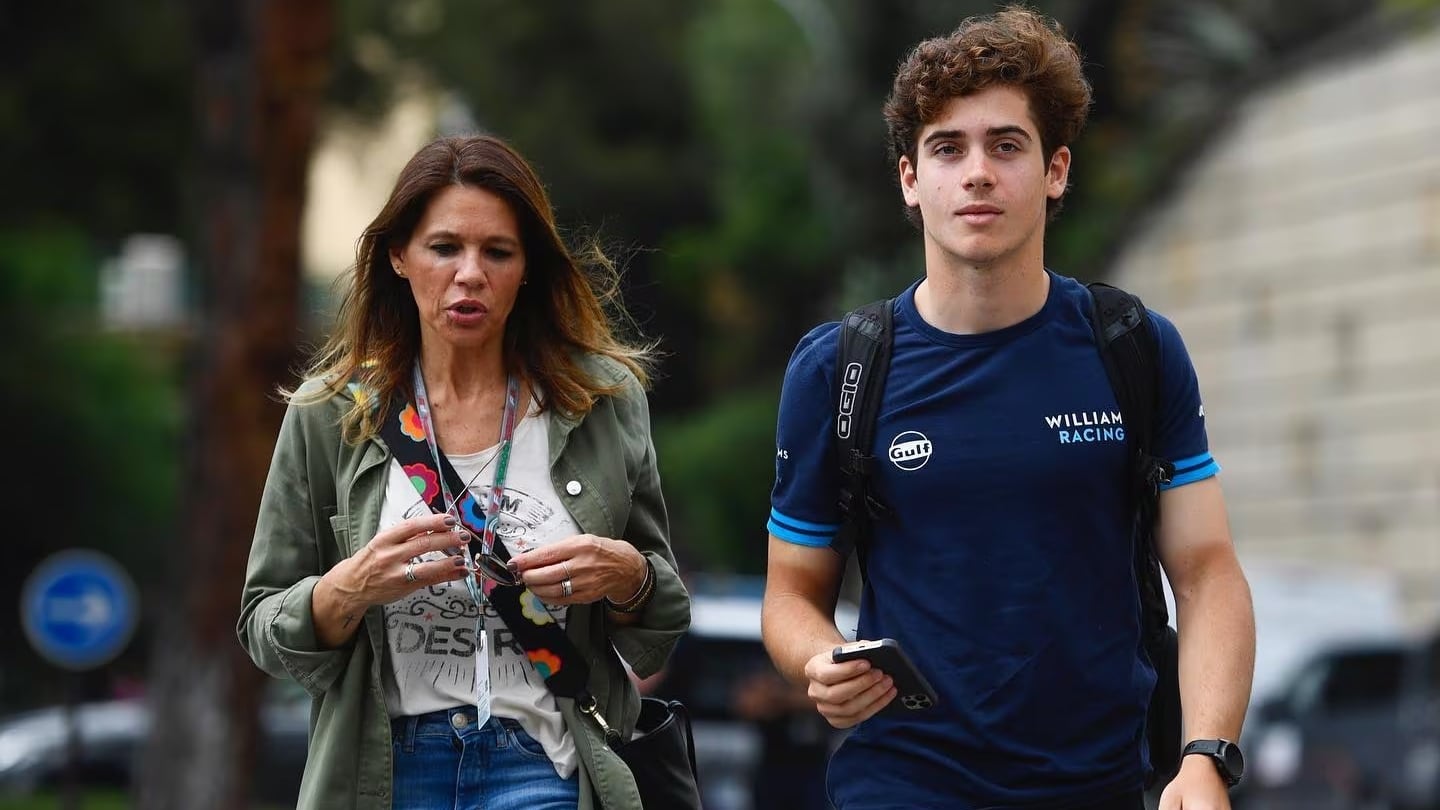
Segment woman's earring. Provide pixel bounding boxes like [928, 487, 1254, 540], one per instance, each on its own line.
[394, 265, 406, 279]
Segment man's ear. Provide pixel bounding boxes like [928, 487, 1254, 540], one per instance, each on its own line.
[899, 154, 920, 208]
[1045, 145, 1072, 201]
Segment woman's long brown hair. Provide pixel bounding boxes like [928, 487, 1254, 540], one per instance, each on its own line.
[286, 135, 655, 441]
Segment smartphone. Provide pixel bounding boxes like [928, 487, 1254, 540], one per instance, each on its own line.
[832, 638, 939, 714]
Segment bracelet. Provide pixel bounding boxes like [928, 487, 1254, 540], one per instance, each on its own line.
[605, 558, 656, 614]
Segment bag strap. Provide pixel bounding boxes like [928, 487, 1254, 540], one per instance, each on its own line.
[1085, 282, 1175, 642]
[834, 298, 895, 572]
[375, 395, 592, 698]
[668, 699, 697, 769]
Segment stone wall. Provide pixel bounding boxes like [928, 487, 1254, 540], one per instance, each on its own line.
[1106, 24, 1440, 625]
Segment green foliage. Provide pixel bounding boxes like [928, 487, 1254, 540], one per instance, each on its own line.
[0, 227, 180, 552]
[659, 0, 842, 392]
[1048, 120, 1183, 278]
[336, 0, 703, 237]
[0, 792, 286, 810]
[654, 386, 781, 575]
[0, 791, 132, 810]
[0, 227, 94, 308]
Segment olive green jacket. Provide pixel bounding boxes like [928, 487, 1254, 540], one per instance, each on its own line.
[237, 357, 690, 810]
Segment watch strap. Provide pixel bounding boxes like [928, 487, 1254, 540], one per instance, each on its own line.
[1182, 739, 1240, 787]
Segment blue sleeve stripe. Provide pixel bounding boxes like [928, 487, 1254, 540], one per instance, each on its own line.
[768, 509, 841, 533]
[768, 519, 835, 547]
[768, 511, 838, 547]
[1173, 460, 1214, 477]
[1170, 452, 1213, 474]
[1163, 459, 1220, 489]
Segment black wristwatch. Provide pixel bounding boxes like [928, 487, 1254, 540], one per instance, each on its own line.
[1182, 738, 1244, 787]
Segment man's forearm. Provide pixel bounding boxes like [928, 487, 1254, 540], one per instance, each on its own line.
[762, 590, 847, 685]
[1174, 559, 1256, 741]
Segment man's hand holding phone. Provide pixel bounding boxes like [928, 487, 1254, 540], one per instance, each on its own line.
[799, 637, 938, 729]
[803, 644, 897, 729]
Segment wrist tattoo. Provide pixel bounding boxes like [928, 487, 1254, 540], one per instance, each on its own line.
[342, 613, 358, 628]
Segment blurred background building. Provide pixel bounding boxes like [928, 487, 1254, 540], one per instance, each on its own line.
[1107, 22, 1440, 750]
[1111, 19, 1440, 623]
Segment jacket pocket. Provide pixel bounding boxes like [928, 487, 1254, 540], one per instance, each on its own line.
[328, 512, 352, 554]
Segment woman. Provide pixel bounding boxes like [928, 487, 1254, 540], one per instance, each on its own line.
[238, 134, 690, 810]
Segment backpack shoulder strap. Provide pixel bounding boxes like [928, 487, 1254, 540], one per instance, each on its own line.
[1087, 282, 1158, 467]
[834, 298, 894, 566]
[1085, 281, 1175, 636]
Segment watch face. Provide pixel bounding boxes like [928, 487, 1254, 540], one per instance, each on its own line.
[1220, 741, 1245, 780]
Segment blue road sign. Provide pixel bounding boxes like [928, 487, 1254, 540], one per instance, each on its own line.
[21, 550, 139, 671]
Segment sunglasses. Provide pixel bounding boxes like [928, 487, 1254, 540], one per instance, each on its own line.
[468, 542, 519, 588]
[404, 499, 518, 588]
[404, 462, 520, 590]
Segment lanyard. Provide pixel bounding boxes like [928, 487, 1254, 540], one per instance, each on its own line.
[410, 362, 521, 728]
[411, 362, 521, 560]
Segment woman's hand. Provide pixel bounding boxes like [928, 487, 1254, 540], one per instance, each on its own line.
[312, 513, 474, 647]
[509, 534, 646, 606]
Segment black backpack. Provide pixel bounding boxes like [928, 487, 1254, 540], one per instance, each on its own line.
[833, 281, 1182, 786]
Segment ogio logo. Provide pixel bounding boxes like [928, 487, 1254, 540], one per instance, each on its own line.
[888, 431, 932, 471]
[836, 362, 862, 440]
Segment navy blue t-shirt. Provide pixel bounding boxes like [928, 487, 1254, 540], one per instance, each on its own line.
[769, 272, 1218, 809]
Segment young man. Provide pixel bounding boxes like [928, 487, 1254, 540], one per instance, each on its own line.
[762, 8, 1256, 810]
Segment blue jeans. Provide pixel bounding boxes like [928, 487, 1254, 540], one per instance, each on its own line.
[391, 707, 579, 810]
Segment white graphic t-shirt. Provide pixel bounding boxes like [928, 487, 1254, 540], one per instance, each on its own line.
[379, 404, 579, 777]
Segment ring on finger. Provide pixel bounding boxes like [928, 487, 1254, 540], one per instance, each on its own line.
[404, 561, 417, 583]
[560, 578, 573, 598]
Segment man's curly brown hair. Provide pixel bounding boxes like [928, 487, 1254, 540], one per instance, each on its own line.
[883, 5, 1092, 223]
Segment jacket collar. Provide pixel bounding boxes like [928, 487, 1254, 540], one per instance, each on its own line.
[548, 352, 626, 465]
[333, 351, 627, 468]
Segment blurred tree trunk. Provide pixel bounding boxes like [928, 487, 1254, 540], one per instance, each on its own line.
[135, 1, 332, 808]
